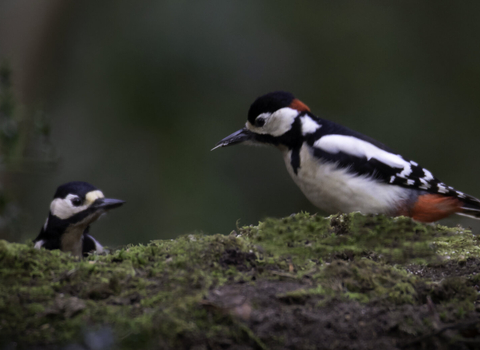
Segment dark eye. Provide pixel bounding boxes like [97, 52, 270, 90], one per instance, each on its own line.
[71, 198, 82, 206]
[255, 118, 265, 127]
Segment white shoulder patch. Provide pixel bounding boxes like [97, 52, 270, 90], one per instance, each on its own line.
[314, 135, 410, 170]
[34, 240, 45, 249]
[300, 116, 321, 135]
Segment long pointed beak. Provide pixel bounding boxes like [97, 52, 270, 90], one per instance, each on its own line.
[93, 198, 126, 210]
[211, 128, 254, 151]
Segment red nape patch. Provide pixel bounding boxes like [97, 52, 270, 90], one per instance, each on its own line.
[406, 194, 463, 222]
[289, 99, 310, 112]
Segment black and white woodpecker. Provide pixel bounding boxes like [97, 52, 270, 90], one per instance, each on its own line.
[212, 91, 480, 222]
[33, 181, 125, 257]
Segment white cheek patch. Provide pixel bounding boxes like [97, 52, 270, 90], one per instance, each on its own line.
[50, 190, 104, 220]
[314, 135, 412, 175]
[50, 195, 82, 220]
[85, 190, 104, 205]
[246, 108, 298, 137]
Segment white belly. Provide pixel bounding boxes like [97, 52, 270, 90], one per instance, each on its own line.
[282, 144, 411, 215]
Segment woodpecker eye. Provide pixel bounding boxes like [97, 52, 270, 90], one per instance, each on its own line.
[71, 197, 82, 207]
[255, 118, 265, 127]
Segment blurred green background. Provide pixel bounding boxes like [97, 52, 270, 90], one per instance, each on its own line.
[1, 1, 480, 246]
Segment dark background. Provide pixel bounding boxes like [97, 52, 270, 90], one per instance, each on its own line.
[1, 1, 480, 246]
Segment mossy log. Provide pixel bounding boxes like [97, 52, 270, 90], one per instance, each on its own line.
[2, 213, 480, 349]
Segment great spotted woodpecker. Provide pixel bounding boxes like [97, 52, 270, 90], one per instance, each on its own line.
[33, 181, 125, 257]
[212, 91, 480, 223]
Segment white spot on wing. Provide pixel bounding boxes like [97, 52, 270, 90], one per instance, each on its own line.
[419, 178, 431, 189]
[398, 166, 412, 178]
[390, 176, 395, 183]
[43, 217, 49, 230]
[437, 184, 448, 194]
[300, 116, 321, 135]
[423, 169, 434, 180]
[407, 179, 415, 185]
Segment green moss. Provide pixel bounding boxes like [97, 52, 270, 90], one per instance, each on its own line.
[1, 213, 479, 348]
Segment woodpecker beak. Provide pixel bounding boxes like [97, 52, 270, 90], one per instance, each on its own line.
[92, 198, 126, 211]
[211, 128, 254, 151]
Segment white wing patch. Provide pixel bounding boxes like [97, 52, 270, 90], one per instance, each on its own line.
[423, 169, 434, 181]
[312, 134, 450, 192]
[300, 116, 321, 135]
[314, 135, 411, 170]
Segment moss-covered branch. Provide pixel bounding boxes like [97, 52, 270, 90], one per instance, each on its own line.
[1, 213, 480, 349]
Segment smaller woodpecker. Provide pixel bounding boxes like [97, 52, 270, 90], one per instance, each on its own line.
[33, 181, 125, 257]
[212, 91, 480, 222]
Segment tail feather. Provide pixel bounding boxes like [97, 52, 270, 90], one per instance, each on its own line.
[458, 195, 480, 219]
[457, 210, 480, 219]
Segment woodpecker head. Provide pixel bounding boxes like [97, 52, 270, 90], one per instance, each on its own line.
[212, 91, 311, 150]
[49, 181, 125, 221]
[34, 181, 125, 257]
